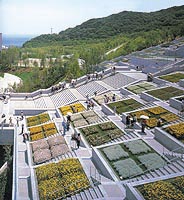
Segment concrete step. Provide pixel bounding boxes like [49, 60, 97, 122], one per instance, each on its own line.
[89, 188, 98, 199]
[172, 162, 184, 171]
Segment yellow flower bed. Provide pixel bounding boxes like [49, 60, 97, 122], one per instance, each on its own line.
[138, 180, 184, 200]
[146, 118, 158, 128]
[27, 116, 38, 123]
[35, 158, 90, 199]
[39, 113, 50, 124]
[147, 106, 167, 115]
[42, 123, 56, 131]
[27, 113, 50, 127]
[166, 122, 184, 139]
[38, 178, 65, 200]
[29, 126, 43, 135]
[132, 110, 149, 119]
[45, 129, 57, 137]
[31, 132, 44, 141]
[60, 102, 86, 116]
[160, 113, 179, 122]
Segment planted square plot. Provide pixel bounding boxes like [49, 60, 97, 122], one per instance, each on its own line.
[137, 176, 184, 200]
[93, 91, 121, 105]
[100, 139, 166, 180]
[113, 158, 143, 179]
[79, 122, 124, 146]
[127, 82, 156, 94]
[165, 122, 184, 143]
[26, 112, 50, 127]
[131, 106, 179, 128]
[59, 102, 86, 116]
[146, 86, 184, 100]
[71, 111, 101, 128]
[35, 158, 90, 199]
[107, 98, 143, 114]
[159, 72, 184, 83]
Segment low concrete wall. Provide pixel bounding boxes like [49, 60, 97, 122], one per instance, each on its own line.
[120, 88, 133, 95]
[0, 128, 14, 145]
[14, 109, 48, 116]
[101, 104, 115, 116]
[179, 79, 184, 88]
[153, 77, 168, 85]
[126, 184, 143, 200]
[169, 97, 183, 111]
[92, 148, 116, 181]
[140, 92, 158, 102]
[154, 127, 184, 152]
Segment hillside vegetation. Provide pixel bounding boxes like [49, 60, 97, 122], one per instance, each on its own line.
[24, 5, 184, 48]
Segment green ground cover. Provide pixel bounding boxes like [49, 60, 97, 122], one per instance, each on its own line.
[146, 86, 184, 100]
[107, 98, 143, 114]
[100, 140, 165, 180]
[79, 122, 124, 146]
[126, 82, 156, 94]
[159, 72, 184, 83]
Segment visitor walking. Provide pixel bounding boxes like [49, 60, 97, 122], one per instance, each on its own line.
[126, 115, 131, 128]
[9, 117, 13, 126]
[16, 117, 19, 127]
[21, 123, 24, 135]
[66, 120, 70, 131]
[20, 111, 24, 120]
[112, 94, 116, 102]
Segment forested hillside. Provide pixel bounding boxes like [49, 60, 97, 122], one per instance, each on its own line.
[24, 5, 184, 47]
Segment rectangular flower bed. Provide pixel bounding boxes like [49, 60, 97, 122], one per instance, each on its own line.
[29, 122, 58, 141]
[71, 111, 101, 128]
[165, 122, 184, 142]
[131, 106, 179, 128]
[100, 139, 166, 180]
[113, 158, 143, 179]
[35, 158, 90, 199]
[27, 113, 50, 127]
[137, 176, 184, 200]
[124, 140, 151, 155]
[59, 102, 86, 116]
[93, 91, 121, 105]
[107, 98, 143, 114]
[127, 82, 156, 94]
[79, 122, 124, 146]
[146, 86, 184, 100]
[159, 72, 184, 83]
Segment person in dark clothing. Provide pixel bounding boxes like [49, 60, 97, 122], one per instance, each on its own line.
[126, 115, 131, 128]
[21, 124, 24, 134]
[112, 94, 116, 102]
[67, 115, 71, 122]
[141, 119, 147, 133]
[76, 133, 81, 149]
[66, 120, 70, 131]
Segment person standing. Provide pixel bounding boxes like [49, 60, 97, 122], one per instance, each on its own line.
[21, 123, 24, 135]
[16, 117, 19, 127]
[62, 121, 67, 135]
[76, 133, 81, 149]
[112, 94, 116, 102]
[126, 115, 131, 128]
[66, 120, 70, 131]
[141, 119, 147, 133]
[20, 111, 24, 120]
[9, 117, 13, 126]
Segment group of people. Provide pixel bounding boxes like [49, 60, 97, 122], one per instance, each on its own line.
[85, 71, 105, 83]
[104, 94, 116, 104]
[125, 114, 137, 128]
[86, 95, 94, 110]
[51, 82, 66, 93]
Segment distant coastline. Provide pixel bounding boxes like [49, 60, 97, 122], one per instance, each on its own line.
[2, 35, 36, 47]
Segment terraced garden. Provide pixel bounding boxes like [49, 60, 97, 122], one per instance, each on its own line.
[131, 106, 179, 128]
[35, 158, 90, 200]
[29, 122, 58, 141]
[159, 72, 184, 83]
[126, 82, 156, 94]
[107, 98, 143, 114]
[137, 176, 184, 200]
[100, 140, 165, 180]
[146, 86, 184, 100]
[59, 102, 86, 116]
[79, 122, 124, 146]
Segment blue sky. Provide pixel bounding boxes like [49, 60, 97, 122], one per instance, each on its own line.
[1, 0, 184, 35]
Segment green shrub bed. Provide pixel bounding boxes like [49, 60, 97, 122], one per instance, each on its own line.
[159, 72, 184, 83]
[127, 82, 156, 94]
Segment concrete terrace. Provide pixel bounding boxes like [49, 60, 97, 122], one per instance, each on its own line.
[1, 56, 184, 200]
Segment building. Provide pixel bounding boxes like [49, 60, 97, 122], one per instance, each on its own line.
[0, 33, 2, 51]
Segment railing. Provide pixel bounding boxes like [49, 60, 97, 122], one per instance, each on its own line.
[12, 126, 18, 200]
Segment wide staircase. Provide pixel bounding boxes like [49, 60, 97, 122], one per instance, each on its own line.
[77, 82, 107, 97]
[50, 89, 77, 108]
[102, 73, 136, 89]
